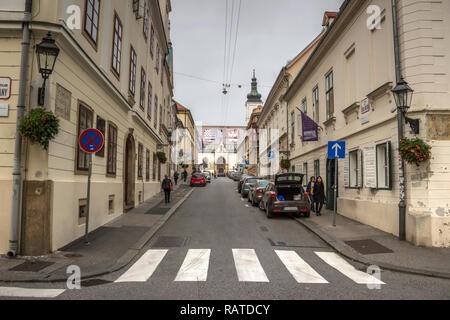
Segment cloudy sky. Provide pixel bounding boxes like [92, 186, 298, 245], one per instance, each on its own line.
[171, 0, 344, 127]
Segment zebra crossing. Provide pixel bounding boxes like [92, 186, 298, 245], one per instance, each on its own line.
[114, 249, 385, 286]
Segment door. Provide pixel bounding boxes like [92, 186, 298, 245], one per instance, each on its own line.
[124, 134, 136, 209]
[326, 159, 337, 210]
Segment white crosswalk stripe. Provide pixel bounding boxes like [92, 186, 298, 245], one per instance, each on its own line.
[315, 252, 385, 285]
[175, 249, 211, 282]
[232, 249, 269, 282]
[115, 249, 168, 283]
[0, 287, 65, 298]
[275, 250, 328, 284]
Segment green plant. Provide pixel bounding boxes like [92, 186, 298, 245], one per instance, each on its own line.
[157, 152, 167, 164]
[399, 136, 432, 167]
[19, 107, 59, 150]
[280, 159, 291, 170]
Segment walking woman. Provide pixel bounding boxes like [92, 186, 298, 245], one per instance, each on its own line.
[313, 176, 325, 216]
[306, 177, 316, 213]
[161, 175, 173, 204]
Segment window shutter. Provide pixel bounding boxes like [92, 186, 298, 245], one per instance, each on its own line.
[387, 141, 392, 190]
[364, 146, 377, 188]
[357, 149, 363, 188]
[344, 154, 350, 188]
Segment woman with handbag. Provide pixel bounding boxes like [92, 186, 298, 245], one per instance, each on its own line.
[313, 176, 325, 216]
[306, 177, 316, 213]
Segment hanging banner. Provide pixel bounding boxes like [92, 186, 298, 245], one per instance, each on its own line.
[301, 111, 319, 142]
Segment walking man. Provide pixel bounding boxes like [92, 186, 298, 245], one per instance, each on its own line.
[174, 171, 179, 185]
[161, 175, 173, 204]
[183, 169, 188, 182]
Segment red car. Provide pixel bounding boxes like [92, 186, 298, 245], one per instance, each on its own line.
[190, 173, 207, 187]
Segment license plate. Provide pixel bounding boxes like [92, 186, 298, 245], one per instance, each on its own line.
[284, 207, 298, 211]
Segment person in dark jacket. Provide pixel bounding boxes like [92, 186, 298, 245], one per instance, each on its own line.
[183, 170, 188, 182]
[313, 176, 325, 216]
[161, 175, 173, 203]
[174, 171, 179, 185]
[306, 177, 316, 213]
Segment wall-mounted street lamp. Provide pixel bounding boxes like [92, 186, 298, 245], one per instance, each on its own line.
[392, 78, 419, 134]
[36, 32, 60, 106]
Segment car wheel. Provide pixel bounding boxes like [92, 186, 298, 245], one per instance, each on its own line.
[266, 206, 273, 219]
[305, 211, 311, 218]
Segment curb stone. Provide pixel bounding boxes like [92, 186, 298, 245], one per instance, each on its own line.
[0, 188, 195, 284]
[294, 217, 450, 280]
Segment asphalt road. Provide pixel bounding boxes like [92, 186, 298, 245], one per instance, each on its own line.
[1, 178, 450, 300]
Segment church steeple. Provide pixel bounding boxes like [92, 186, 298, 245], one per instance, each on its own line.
[247, 69, 262, 103]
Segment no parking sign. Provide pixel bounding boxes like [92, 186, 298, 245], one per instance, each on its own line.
[79, 128, 104, 153]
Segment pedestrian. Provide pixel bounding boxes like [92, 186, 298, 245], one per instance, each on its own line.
[313, 176, 325, 216]
[161, 175, 173, 204]
[174, 171, 179, 185]
[183, 169, 188, 182]
[306, 176, 316, 212]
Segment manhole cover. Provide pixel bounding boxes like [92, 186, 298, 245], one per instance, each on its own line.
[9, 261, 54, 272]
[64, 253, 83, 258]
[345, 239, 394, 255]
[81, 279, 112, 287]
[152, 236, 188, 248]
[145, 207, 168, 215]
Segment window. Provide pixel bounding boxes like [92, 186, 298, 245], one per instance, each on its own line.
[111, 13, 122, 77]
[161, 61, 164, 84]
[302, 98, 307, 113]
[150, 26, 155, 57]
[312, 86, 319, 123]
[159, 104, 163, 132]
[76, 104, 93, 172]
[152, 153, 157, 181]
[326, 71, 334, 119]
[147, 82, 152, 120]
[84, 0, 100, 46]
[140, 68, 146, 110]
[107, 123, 118, 175]
[96, 116, 105, 157]
[146, 149, 150, 181]
[154, 95, 158, 128]
[314, 160, 320, 178]
[143, 6, 149, 39]
[138, 143, 143, 179]
[376, 142, 391, 189]
[290, 112, 295, 145]
[349, 150, 359, 188]
[156, 44, 160, 73]
[129, 46, 137, 96]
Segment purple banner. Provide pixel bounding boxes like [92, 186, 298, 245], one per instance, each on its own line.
[301, 111, 319, 142]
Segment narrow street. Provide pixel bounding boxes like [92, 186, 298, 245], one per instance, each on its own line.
[2, 178, 449, 300]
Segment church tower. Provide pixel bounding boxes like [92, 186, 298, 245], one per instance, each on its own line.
[245, 70, 263, 124]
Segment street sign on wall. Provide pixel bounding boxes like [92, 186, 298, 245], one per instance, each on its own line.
[328, 141, 346, 159]
[0, 77, 11, 100]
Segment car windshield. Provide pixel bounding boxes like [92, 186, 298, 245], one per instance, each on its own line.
[257, 181, 269, 188]
[277, 175, 303, 183]
[203, 172, 211, 176]
[246, 178, 258, 184]
[193, 174, 204, 178]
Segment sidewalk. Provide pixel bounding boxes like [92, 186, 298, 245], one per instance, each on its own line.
[294, 209, 450, 279]
[0, 182, 194, 283]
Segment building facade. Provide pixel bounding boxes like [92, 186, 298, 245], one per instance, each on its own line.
[0, 0, 175, 255]
[284, 0, 450, 247]
[175, 101, 196, 173]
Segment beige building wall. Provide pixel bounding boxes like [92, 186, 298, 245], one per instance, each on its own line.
[285, 0, 450, 247]
[0, 0, 175, 254]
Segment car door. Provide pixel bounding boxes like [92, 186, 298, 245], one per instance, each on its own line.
[262, 184, 272, 209]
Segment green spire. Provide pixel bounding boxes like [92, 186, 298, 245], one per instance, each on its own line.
[247, 69, 262, 103]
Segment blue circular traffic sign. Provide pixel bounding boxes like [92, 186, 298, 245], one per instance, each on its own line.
[79, 128, 104, 153]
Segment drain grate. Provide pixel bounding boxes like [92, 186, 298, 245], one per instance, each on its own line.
[64, 253, 83, 258]
[81, 279, 112, 287]
[345, 239, 394, 255]
[151, 236, 188, 248]
[9, 261, 54, 272]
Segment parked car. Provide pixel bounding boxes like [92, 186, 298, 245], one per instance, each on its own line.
[248, 180, 271, 206]
[238, 175, 254, 193]
[233, 172, 243, 182]
[259, 173, 311, 219]
[190, 172, 207, 187]
[241, 177, 262, 198]
[203, 171, 212, 183]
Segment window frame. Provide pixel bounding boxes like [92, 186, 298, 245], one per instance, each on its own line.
[96, 115, 106, 157]
[138, 143, 144, 179]
[150, 25, 155, 58]
[83, 0, 101, 49]
[376, 142, 392, 190]
[312, 86, 319, 123]
[107, 122, 118, 176]
[129, 46, 137, 97]
[147, 82, 153, 120]
[152, 153, 157, 181]
[325, 71, 334, 120]
[75, 102, 94, 175]
[290, 111, 295, 145]
[302, 98, 307, 113]
[154, 95, 158, 128]
[349, 149, 359, 189]
[314, 159, 320, 178]
[140, 67, 146, 110]
[111, 12, 123, 79]
[146, 149, 150, 181]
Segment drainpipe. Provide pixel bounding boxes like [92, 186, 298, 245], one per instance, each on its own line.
[392, 0, 406, 241]
[8, 0, 33, 257]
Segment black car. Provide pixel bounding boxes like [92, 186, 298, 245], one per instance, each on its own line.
[259, 173, 311, 219]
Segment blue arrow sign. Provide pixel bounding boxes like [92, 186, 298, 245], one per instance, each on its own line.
[268, 151, 275, 160]
[328, 141, 346, 159]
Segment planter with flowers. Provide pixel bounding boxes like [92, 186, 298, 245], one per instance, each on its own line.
[399, 137, 432, 167]
[19, 107, 59, 150]
[156, 152, 167, 164]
